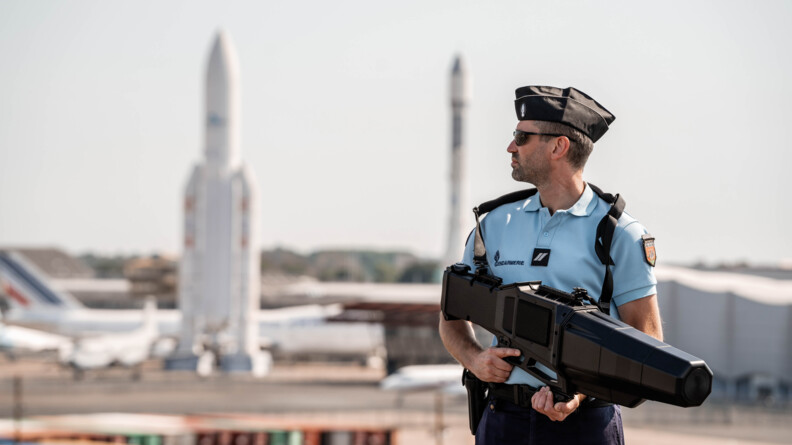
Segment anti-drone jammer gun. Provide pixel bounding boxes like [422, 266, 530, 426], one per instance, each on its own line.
[441, 264, 712, 408]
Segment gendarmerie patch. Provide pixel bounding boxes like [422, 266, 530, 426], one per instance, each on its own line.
[531, 248, 551, 267]
[493, 250, 525, 267]
[642, 234, 656, 267]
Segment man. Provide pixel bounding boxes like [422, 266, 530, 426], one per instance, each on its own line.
[439, 86, 663, 444]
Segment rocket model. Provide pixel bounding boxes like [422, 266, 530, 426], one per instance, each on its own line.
[443, 55, 469, 267]
[166, 31, 266, 375]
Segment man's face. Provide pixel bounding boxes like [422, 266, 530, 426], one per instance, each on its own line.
[507, 121, 551, 186]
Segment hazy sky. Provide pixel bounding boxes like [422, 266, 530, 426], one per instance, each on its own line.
[1, 0, 791, 265]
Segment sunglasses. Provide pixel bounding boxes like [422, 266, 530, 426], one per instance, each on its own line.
[512, 130, 567, 146]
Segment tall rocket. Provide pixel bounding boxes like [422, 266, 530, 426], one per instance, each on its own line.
[167, 31, 266, 375]
[443, 55, 468, 267]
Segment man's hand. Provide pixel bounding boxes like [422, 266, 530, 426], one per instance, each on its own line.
[438, 318, 519, 383]
[531, 386, 583, 422]
[468, 347, 521, 383]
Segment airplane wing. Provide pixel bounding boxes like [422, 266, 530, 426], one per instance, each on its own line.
[0, 321, 71, 353]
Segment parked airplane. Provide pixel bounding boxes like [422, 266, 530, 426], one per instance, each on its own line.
[380, 364, 465, 395]
[59, 296, 161, 372]
[0, 250, 385, 374]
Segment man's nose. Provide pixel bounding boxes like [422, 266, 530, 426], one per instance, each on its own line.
[507, 140, 517, 153]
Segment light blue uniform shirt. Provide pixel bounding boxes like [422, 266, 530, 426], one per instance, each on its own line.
[461, 183, 657, 386]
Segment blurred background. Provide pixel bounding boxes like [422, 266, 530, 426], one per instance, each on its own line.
[1, 1, 791, 444]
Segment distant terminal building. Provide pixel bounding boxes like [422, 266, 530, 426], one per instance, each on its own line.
[124, 255, 178, 308]
[656, 265, 792, 404]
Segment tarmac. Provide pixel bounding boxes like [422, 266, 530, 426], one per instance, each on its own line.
[0, 355, 790, 445]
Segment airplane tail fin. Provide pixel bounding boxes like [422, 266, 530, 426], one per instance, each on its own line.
[0, 250, 85, 315]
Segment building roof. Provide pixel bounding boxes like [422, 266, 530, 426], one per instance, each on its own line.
[655, 265, 792, 306]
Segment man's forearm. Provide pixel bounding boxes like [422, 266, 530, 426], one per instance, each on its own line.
[438, 315, 483, 369]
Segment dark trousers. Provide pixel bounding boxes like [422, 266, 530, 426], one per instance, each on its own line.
[475, 396, 625, 445]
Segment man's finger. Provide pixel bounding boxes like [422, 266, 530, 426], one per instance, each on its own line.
[542, 387, 555, 412]
[533, 387, 549, 412]
[481, 348, 519, 373]
[491, 362, 514, 374]
[534, 392, 561, 421]
[486, 368, 511, 382]
[532, 387, 577, 422]
[555, 401, 572, 413]
[490, 347, 521, 358]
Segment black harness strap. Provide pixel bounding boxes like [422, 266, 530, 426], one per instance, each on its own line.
[472, 184, 624, 315]
[588, 184, 625, 315]
[472, 189, 538, 272]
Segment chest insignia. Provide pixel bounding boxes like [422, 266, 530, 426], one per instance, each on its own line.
[531, 248, 551, 267]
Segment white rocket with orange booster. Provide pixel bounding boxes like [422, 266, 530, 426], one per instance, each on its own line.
[167, 31, 266, 375]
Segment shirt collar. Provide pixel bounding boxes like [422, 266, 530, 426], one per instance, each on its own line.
[522, 183, 598, 216]
[522, 193, 543, 212]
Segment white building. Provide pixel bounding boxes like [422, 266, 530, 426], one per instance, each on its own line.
[656, 266, 792, 402]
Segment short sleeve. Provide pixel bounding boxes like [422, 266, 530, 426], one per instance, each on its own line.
[610, 220, 658, 307]
[461, 229, 476, 269]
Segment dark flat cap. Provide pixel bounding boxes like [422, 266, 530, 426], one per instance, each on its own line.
[514, 86, 615, 143]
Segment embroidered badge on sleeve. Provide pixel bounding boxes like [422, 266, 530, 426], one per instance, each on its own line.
[641, 234, 657, 267]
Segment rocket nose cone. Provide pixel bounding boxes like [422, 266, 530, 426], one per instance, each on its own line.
[207, 29, 240, 84]
[209, 30, 238, 64]
[214, 29, 231, 48]
[204, 29, 240, 168]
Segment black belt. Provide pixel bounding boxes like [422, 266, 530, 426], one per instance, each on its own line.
[488, 383, 540, 408]
[488, 383, 613, 409]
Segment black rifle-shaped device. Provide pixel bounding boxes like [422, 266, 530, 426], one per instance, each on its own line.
[441, 263, 712, 408]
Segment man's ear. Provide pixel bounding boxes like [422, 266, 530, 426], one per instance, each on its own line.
[549, 136, 571, 160]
